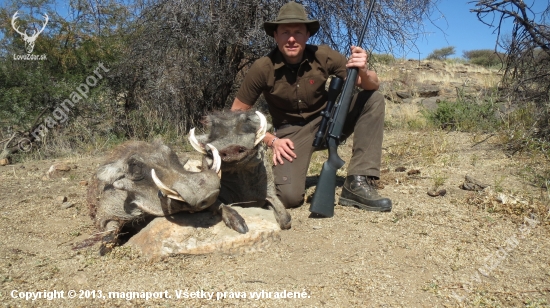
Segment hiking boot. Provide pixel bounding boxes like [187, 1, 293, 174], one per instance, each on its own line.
[339, 175, 392, 212]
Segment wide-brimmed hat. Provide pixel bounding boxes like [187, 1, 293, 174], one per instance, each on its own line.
[263, 1, 320, 37]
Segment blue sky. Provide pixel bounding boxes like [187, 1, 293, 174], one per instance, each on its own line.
[2, 0, 546, 60]
[402, 0, 548, 59]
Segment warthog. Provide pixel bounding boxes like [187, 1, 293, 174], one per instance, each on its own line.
[188, 110, 292, 233]
[87, 140, 221, 254]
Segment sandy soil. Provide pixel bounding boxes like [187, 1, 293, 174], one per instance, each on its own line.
[1, 127, 549, 308]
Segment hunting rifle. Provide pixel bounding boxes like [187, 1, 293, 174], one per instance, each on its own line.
[310, 0, 377, 217]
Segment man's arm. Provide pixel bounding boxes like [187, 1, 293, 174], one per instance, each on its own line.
[346, 46, 380, 91]
[231, 97, 252, 112]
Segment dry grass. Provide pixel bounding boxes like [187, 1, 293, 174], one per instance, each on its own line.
[2, 130, 548, 307]
[1, 59, 549, 308]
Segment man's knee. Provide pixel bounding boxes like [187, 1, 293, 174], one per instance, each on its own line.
[357, 90, 385, 109]
[370, 90, 385, 106]
[276, 187, 305, 208]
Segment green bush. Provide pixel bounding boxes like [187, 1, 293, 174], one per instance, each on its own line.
[463, 49, 505, 67]
[426, 46, 455, 61]
[371, 53, 396, 65]
[422, 97, 501, 132]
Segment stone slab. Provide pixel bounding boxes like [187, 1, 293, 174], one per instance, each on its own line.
[126, 206, 280, 259]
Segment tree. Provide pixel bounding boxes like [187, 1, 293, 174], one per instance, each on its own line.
[0, 0, 133, 158]
[114, 0, 441, 138]
[471, 0, 550, 143]
[471, 0, 550, 101]
[426, 46, 455, 60]
[1, 0, 442, 147]
[463, 49, 505, 67]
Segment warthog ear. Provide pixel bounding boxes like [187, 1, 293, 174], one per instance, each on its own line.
[97, 161, 124, 184]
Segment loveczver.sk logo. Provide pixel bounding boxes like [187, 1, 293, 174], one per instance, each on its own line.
[11, 11, 48, 60]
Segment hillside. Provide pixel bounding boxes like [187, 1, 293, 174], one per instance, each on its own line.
[1, 60, 549, 307]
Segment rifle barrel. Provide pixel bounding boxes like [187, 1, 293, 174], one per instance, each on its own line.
[309, 0, 377, 217]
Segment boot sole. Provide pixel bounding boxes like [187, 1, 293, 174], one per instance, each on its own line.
[338, 197, 392, 212]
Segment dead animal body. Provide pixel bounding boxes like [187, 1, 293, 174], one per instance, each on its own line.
[86, 140, 221, 255]
[189, 111, 292, 233]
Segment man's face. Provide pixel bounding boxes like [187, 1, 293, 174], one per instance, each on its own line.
[273, 23, 310, 64]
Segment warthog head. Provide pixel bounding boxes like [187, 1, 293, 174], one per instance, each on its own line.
[185, 111, 291, 233]
[88, 140, 221, 232]
[188, 110, 267, 171]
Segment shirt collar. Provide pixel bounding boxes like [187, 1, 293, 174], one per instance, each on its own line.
[270, 45, 315, 70]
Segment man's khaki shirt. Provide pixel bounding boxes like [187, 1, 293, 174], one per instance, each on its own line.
[236, 44, 347, 128]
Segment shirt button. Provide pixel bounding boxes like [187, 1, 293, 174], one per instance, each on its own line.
[298, 100, 302, 103]
[297, 84, 300, 88]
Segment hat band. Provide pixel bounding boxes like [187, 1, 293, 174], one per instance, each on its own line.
[274, 15, 311, 22]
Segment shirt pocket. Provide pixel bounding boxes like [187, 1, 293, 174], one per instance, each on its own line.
[270, 79, 296, 110]
[303, 72, 328, 111]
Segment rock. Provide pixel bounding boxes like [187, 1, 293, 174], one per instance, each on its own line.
[420, 97, 441, 111]
[461, 175, 488, 191]
[415, 86, 440, 98]
[396, 91, 412, 99]
[407, 169, 421, 176]
[60, 202, 74, 209]
[395, 166, 407, 172]
[427, 188, 446, 197]
[126, 206, 281, 259]
[56, 196, 68, 203]
[79, 180, 88, 186]
[47, 163, 71, 178]
[0, 158, 10, 166]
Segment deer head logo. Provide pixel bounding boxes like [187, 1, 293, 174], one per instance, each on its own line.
[11, 11, 49, 54]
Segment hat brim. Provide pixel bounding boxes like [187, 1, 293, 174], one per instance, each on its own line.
[264, 20, 320, 37]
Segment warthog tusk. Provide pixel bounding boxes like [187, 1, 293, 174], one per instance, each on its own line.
[254, 111, 267, 146]
[206, 143, 221, 175]
[151, 169, 186, 201]
[188, 128, 207, 154]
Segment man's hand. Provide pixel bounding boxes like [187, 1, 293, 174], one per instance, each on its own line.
[271, 137, 297, 166]
[346, 45, 379, 91]
[346, 45, 368, 71]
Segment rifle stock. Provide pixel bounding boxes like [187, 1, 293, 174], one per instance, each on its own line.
[309, 0, 376, 217]
[309, 138, 344, 217]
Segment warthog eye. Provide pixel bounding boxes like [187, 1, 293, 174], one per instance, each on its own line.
[127, 160, 144, 181]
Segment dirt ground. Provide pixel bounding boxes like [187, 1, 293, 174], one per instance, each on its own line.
[1, 126, 549, 307]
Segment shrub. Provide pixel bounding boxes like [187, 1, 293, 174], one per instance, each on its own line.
[371, 53, 396, 65]
[422, 97, 501, 132]
[426, 46, 455, 61]
[463, 49, 505, 67]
